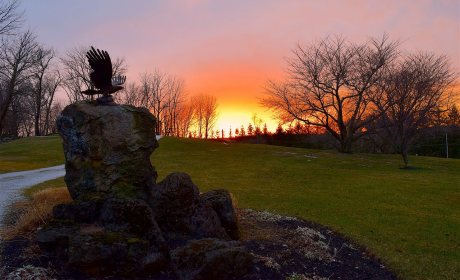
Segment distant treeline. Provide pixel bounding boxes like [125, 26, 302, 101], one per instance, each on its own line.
[223, 113, 460, 159]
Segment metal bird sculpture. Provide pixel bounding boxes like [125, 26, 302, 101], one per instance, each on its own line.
[81, 46, 126, 106]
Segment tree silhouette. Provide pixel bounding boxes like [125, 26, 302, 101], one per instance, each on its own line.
[0, 0, 24, 36]
[0, 29, 40, 135]
[240, 125, 246, 137]
[263, 123, 269, 135]
[261, 34, 400, 153]
[247, 123, 254, 136]
[369, 52, 457, 168]
[448, 105, 460, 126]
[193, 93, 219, 139]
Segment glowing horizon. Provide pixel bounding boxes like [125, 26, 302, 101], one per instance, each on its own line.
[21, 0, 459, 136]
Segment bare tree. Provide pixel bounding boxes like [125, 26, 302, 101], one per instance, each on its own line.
[251, 112, 264, 135]
[370, 52, 458, 168]
[137, 70, 188, 135]
[175, 98, 195, 137]
[118, 81, 143, 107]
[0, 29, 39, 135]
[202, 94, 219, 139]
[192, 93, 204, 138]
[29, 46, 61, 135]
[0, 0, 24, 36]
[60, 45, 127, 103]
[261, 34, 400, 153]
[163, 75, 186, 136]
[119, 70, 189, 136]
[41, 68, 62, 134]
[137, 70, 169, 134]
[60, 46, 90, 103]
[192, 93, 219, 139]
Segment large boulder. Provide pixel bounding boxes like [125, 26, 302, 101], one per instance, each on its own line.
[149, 172, 228, 240]
[201, 189, 240, 240]
[55, 101, 158, 201]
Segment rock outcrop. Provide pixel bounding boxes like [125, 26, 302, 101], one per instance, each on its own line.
[37, 101, 251, 278]
[150, 172, 228, 241]
[201, 189, 241, 240]
[55, 100, 158, 201]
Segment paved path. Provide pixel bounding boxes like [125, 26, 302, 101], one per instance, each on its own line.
[0, 165, 66, 221]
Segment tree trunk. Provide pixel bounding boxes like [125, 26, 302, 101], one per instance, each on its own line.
[401, 150, 410, 169]
[0, 83, 16, 136]
[338, 139, 353, 153]
[35, 99, 41, 136]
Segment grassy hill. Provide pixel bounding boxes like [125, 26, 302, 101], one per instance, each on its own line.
[0, 136, 64, 174]
[1, 136, 459, 279]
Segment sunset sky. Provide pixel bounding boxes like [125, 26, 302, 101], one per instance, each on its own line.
[22, 0, 459, 134]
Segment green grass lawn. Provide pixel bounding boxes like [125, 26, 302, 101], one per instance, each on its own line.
[2, 136, 459, 279]
[0, 136, 64, 174]
[153, 137, 460, 280]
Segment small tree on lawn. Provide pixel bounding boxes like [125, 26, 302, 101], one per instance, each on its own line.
[370, 52, 458, 168]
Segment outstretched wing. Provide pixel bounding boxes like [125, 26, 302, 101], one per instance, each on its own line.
[87, 46, 112, 91]
[112, 75, 126, 86]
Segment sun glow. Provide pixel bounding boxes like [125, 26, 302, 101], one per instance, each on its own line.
[182, 61, 282, 137]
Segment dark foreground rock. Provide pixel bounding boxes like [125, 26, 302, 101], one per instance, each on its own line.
[201, 189, 240, 240]
[2, 209, 398, 280]
[171, 238, 252, 280]
[37, 197, 168, 277]
[150, 173, 228, 241]
[35, 101, 250, 279]
[36, 174, 248, 278]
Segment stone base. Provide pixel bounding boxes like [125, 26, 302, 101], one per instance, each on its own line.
[37, 173, 251, 278]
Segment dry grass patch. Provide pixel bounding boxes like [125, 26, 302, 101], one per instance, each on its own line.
[1, 187, 72, 240]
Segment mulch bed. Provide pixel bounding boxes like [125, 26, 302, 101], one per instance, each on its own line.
[0, 208, 397, 280]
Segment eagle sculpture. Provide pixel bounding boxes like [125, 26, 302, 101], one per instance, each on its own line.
[81, 46, 126, 106]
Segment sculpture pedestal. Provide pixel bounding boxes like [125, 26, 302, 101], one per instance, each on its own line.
[36, 101, 251, 278]
[96, 94, 117, 106]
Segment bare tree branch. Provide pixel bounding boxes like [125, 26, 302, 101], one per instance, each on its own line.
[369, 51, 458, 168]
[0, 0, 24, 36]
[261, 34, 400, 153]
